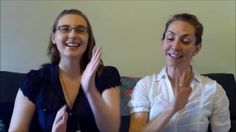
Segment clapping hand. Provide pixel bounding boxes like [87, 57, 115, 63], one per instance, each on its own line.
[81, 47, 102, 93]
[52, 105, 68, 132]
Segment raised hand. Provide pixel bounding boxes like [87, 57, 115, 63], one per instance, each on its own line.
[173, 68, 193, 112]
[52, 105, 68, 132]
[81, 47, 102, 93]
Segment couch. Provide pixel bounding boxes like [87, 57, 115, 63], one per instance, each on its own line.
[1, 71, 236, 132]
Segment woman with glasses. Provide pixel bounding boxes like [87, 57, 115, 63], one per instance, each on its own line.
[129, 13, 230, 132]
[9, 9, 121, 132]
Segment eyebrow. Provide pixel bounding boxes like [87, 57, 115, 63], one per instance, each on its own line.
[60, 24, 88, 28]
[166, 31, 194, 37]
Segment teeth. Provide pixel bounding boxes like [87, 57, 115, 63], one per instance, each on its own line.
[169, 53, 181, 58]
[66, 43, 80, 47]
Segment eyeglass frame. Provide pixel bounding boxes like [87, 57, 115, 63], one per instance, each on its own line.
[56, 25, 88, 34]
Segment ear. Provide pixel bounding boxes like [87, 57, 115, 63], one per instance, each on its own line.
[51, 34, 56, 44]
[193, 44, 202, 56]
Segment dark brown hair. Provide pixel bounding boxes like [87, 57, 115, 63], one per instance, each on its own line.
[162, 13, 203, 45]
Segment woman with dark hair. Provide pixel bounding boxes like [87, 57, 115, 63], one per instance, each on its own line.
[9, 9, 121, 132]
[129, 13, 230, 132]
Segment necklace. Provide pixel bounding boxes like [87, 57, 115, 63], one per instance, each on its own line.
[59, 71, 73, 108]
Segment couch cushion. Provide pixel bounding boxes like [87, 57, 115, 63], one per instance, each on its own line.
[120, 76, 140, 116]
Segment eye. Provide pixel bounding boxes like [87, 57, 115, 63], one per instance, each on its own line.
[74, 27, 88, 33]
[165, 34, 175, 41]
[74, 25, 88, 34]
[182, 37, 194, 45]
[58, 25, 71, 33]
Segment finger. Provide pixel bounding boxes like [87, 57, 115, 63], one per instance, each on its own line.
[91, 47, 101, 63]
[63, 111, 68, 122]
[185, 68, 193, 87]
[93, 47, 101, 61]
[180, 69, 187, 86]
[57, 111, 68, 125]
[90, 48, 102, 70]
[60, 111, 68, 126]
[179, 67, 192, 88]
[58, 105, 67, 116]
[175, 69, 182, 88]
[54, 105, 67, 124]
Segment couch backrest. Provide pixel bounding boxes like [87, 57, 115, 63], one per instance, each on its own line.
[0, 71, 26, 103]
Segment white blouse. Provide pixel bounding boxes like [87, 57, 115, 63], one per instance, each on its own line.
[129, 67, 231, 132]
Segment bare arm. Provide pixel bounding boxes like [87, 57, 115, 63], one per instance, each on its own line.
[85, 87, 120, 132]
[9, 89, 35, 132]
[129, 112, 149, 132]
[129, 105, 177, 132]
[81, 47, 120, 131]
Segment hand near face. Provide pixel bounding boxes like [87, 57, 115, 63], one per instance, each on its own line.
[173, 68, 193, 112]
[81, 47, 102, 93]
[52, 105, 68, 132]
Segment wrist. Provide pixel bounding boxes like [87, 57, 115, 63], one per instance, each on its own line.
[83, 86, 97, 96]
[168, 103, 178, 115]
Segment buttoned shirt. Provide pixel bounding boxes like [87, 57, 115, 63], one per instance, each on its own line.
[129, 67, 231, 132]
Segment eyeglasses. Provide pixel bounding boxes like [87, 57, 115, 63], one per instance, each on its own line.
[57, 25, 88, 34]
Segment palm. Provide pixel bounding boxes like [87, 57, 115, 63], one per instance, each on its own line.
[81, 47, 101, 93]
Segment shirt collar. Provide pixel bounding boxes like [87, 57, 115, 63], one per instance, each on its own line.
[155, 67, 202, 83]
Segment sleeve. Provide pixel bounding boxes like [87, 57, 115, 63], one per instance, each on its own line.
[97, 66, 121, 92]
[19, 70, 40, 104]
[128, 76, 151, 114]
[210, 82, 231, 132]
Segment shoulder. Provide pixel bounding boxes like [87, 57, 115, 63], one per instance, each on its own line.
[99, 66, 120, 80]
[133, 73, 158, 94]
[136, 73, 158, 87]
[136, 67, 165, 86]
[102, 66, 120, 75]
[24, 64, 55, 80]
[197, 75, 226, 96]
[96, 66, 121, 91]
[20, 63, 57, 88]
[20, 63, 58, 103]
[198, 75, 219, 88]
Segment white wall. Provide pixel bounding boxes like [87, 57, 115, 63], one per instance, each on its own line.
[1, 0, 235, 77]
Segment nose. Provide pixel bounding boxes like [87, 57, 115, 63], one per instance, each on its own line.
[172, 39, 182, 50]
[68, 29, 78, 38]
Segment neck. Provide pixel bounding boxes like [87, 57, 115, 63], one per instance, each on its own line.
[166, 65, 191, 80]
[59, 58, 81, 78]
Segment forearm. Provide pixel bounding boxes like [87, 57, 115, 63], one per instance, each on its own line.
[85, 87, 120, 132]
[143, 106, 175, 132]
